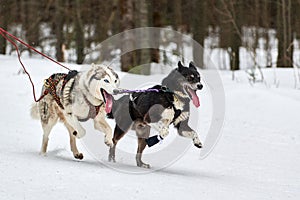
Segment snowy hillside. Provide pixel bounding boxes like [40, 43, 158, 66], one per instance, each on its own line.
[0, 55, 299, 200]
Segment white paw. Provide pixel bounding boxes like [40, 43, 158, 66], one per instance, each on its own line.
[39, 152, 47, 156]
[151, 121, 164, 131]
[104, 136, 113, 147]
[160, 127, 169, 138]
[193, 137, 202, 148]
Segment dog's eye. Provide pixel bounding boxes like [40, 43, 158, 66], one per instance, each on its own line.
[190, 75, 194, 78]
[104, 79, 110, 83]
[115, 80, 117, 83]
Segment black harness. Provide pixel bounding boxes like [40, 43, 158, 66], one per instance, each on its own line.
[129, 86, 182, 123]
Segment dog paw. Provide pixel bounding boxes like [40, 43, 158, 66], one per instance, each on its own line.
[108, 155, 116, 162]
[74, 153, 84, 160]
[137, 162, 151, 169]
[104, 137, 114, 147]
[152, 121, 164, 131]
[194, 143, 202, 148]
[193, 137, 203, 148]
[39, 152, 47, 157]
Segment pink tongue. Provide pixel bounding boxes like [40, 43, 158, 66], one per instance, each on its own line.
[104, 91, 113, 113]
[188, 89, 200, 108]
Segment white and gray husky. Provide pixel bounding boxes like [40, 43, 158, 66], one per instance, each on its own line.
[31, 64, 120, 159]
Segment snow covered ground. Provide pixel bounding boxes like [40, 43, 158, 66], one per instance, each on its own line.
[0, 55, 299, 200]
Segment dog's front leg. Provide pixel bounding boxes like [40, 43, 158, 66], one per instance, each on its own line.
[64, 114, 86, 138]
[145, 108, 174, 147]
[173, 111, 189, 126]
[145, 123, 169, 147]
[175, 119, 202, 148]
[93, 113, 113, 147]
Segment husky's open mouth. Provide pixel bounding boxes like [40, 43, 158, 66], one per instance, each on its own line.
[184, 85, 200, 108]
[100, 89, 113, 113]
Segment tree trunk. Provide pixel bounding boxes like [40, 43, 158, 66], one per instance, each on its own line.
[287, 0, 292, 66]
[0, 1, 9, 54]
[120, 0, 135, 72]
[26, 1, 40, 48]
[293, 1, 300, 39]
[150, 1, 161, 63]
[174, 0, 182, 58]
[75, 0, 85, 64]
[135, 0, 150, 74]
[192, 0, 206, 68]
[231, 33, 240, 70]
[277, 0, 293, 67]
[231, 2, 241, 71]
[55, 0, 65, 62]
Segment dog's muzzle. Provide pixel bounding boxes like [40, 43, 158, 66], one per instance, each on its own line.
[113, 89, 121, 95]
[197, 84, 203, 90]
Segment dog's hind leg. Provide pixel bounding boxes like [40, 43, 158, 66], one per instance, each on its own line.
[40, 112, 58, 156]
[108, 124, 129, 162]
[64, 122, 84, 160]
[145, 108, 174, 147]
[135, 123, 151, 168]
[56, 109, 83, 159]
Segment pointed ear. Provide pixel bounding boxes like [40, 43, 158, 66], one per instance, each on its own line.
[189, 61, 197, 70]
[178, 61, 184, 72]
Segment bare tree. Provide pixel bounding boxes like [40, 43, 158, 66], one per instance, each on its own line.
[150, 1, 163, 63]
[26, 1, 43, 48]
[120, 0, 135, 72]
[0, 1, 10, 54]
[74, 0, 85, 64]
[191, 0, 207, 68]
[135, 0, 150, 74]
[214, 0, 242, 71]
[173, 0, 183, 59]
[277, 0, 293, 67]
[54, 0, 65, 62]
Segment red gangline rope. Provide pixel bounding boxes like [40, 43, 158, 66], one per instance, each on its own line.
[0, 27, 71, 102]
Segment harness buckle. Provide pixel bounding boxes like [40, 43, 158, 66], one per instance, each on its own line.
[44, 79, 50, 87]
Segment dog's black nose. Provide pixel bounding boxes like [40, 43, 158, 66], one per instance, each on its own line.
[197, 84, 203, 90]
[113, 89, 120, 95]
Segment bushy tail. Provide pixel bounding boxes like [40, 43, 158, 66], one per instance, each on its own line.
[30, 103, 40, 119]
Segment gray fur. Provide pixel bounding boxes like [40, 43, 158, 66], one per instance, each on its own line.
[31, 64, 120, 159]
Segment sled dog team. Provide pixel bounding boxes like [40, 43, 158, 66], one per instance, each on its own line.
[31, 61, 204, 168]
